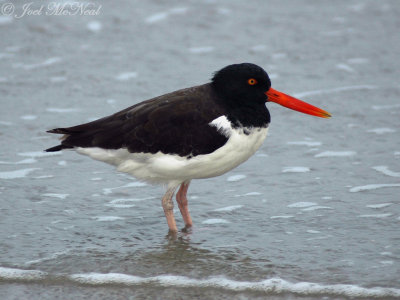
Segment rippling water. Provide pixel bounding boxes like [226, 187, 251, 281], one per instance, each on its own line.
[1, 0, 400, 299]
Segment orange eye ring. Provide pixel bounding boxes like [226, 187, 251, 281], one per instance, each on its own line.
[247, 78, 257, 85]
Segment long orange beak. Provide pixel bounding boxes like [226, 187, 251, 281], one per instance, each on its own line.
[265, 88, 331, 118]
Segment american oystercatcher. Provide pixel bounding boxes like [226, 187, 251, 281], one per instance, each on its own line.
[46, 63, 331, 232]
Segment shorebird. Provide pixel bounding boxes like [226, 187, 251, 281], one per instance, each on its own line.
[46, 63, 331, 232]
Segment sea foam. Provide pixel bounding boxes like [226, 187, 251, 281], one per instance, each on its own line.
[372, 166, 400, 177]
[315, 151, 356, 158]
[0, 168, 39, 179]
[67, 273, 400, 298]
[349, 184, 400, 193]
[1, 267, 400, 297]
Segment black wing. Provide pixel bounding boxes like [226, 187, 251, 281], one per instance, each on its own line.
[45, 84, 229, 157]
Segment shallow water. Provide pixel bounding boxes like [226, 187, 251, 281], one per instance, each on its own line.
[1, 0, 400, 299]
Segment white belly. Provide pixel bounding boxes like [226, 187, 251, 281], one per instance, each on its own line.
[76, 116, 269, 185]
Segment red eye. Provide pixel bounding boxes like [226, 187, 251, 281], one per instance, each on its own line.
[247, 78, 257, 85]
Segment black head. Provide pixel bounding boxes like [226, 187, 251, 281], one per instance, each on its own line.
[211, 63, 271, 106]
[211, 63, 332, 127]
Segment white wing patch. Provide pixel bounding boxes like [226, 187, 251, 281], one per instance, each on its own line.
[209, 115, 232, 137]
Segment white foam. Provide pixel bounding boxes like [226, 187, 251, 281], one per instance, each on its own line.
[0, 267, 46, 281]
[0, 53, 13, 59]
[20, 115, 37, 120]
[33, 175, 54, 179]
[214, 205, 243, 212]
[367, 128, 396, 134]
[0, 15, 13, 25]
[57, 160, 67, 166]
[42, 193, 69, 200]
[17, 158, 37, 164]
[315, 151, 356, 158]
[0, 158, 37, 165]
[255, 152, 268, 157]
[14, 57, 62, 70]
[251, 45, 267, 52]
[282, 167, 310, 173]
[25, 250, 70, 266]
[287, 202, 317, 208]
[105, 198, 150, 208]
[293, 85, 376, 98]
[349, 3, 366, 12]
[0, 168, 39, 179]
[145, 7, 187, 24]
[287, 141, 322, 147]
[145, 12, 168, 23]
[372, 166, 400, 177]
[271, 53, 287, 60]
[92, 216, 125, 222]
[71, 272, 142, 284]
[91, 177, 102, 181]
[0, 121, 12, 126]
[46, 107, 79, 113]
[235, 192, 262, 197]
[87, 21, 102, 32]
[50, 76, 67, 83]
[270, 215, 294, 219]
[115, 72, 138, 81]
[306, 230, 321, 234]
[336, 63, 355, 73]
[18, 151, 61, 158]
[349, 184, 400, 193]
[358, 214, 392, 218]
[372, 104, 400, 110]
[227, 174, 246, 182]
[66, 273, 400, 297]
[189, 46, 214, 54]
[42, 57, 61, 65]
[245, 192, 261, 196]
[366, 203, 392, 209]
[102, 181, 147, 195]
[202, 218, 230, 224]
[302, 206, 332, 211]
[105, 203, 135, 208]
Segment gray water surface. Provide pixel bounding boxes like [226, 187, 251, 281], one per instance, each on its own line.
[1, 0, 400, 299]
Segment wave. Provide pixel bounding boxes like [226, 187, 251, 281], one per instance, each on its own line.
[1, 267, 399, 298]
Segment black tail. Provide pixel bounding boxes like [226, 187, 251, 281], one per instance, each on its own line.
[45, 128, 73, 152]
[45, 145, 66, 152]
[47, 128, 70, 134]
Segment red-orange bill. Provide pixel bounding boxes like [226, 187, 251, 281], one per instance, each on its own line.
[265, 88, 331, 118]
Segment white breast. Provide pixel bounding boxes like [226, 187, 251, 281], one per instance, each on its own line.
[76, 115, 269, 185]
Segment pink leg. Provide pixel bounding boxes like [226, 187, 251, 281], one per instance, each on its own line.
[176, 181, 192, 228]
[162, 186, 178, 232]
